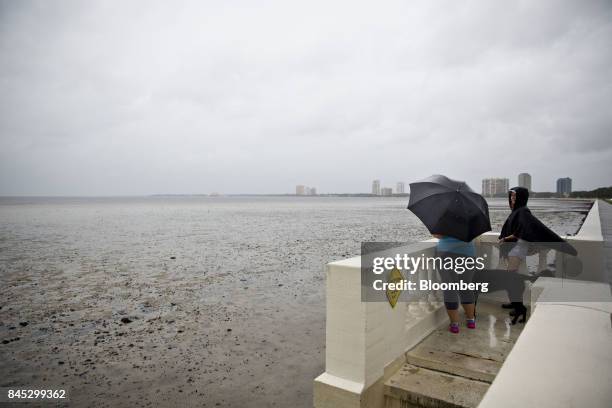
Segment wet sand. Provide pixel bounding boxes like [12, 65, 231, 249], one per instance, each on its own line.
[0, 197, 589, 407]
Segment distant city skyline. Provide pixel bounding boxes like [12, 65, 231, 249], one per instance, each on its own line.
[369, 180, 407, 196]
[330, 173, 590, 198]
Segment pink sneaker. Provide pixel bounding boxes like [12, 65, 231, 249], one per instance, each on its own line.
[449, 323, 459, 334]
[466, 319, 476, 329]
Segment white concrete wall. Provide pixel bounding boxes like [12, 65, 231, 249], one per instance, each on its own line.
[558, 200, 605, 282]
[479, 278, 612, 408]
[576, 200, 603, 240]
[322, 257, 366, 387]
[314, 242, 448, 408]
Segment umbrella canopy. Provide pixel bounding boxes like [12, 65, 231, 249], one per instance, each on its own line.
[408, 174, 491, 242]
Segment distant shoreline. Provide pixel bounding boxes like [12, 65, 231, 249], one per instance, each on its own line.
[0, 194, 600, 200]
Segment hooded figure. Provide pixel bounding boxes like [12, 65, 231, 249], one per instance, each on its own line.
[499, 187, 577, 256]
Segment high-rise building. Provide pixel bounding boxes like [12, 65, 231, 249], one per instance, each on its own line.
[482, 178, 509, 197]
[309, 187, 317, 196]
[381, 187, 393, 196]
[518, 173, 532, 192]
[372, 180, 381, 196]
[556, 177, 572, 197]
[396, 182, 405, 194]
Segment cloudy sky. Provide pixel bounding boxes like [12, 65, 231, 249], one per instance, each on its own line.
[1, 0, 611, 195]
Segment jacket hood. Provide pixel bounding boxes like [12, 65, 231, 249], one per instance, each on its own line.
[509, 186, 529, 210]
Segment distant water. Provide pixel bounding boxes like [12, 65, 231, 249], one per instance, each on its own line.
[0, 196, 591, 282]
[0, 196, 592, 407]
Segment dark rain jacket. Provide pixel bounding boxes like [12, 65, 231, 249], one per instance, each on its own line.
[499, 187, 577, 257]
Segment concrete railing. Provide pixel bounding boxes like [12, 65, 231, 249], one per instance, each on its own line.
[478, 277, 612, 408]
[313, 240, 448, 408]
[313, 200, 604, 408]
[556, 200, 606, 282]
[312, 236, 522, 407]
[479, 201, 610, 408]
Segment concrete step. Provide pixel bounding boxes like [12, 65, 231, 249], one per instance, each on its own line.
[385, 303, 525, 408]
[406, 344, 501, 382]
[384, 364, 490, 408]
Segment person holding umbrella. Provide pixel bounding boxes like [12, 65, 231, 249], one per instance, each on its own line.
[432, 233, 477, 333]
[408, 175, 491, 334]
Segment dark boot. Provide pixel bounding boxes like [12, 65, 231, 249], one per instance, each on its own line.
[510, 302, 527, 325]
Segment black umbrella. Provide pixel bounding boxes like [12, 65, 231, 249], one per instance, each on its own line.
[408, 174, 491, 242]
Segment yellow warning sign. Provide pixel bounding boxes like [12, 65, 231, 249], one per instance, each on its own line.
[386, 267, 405, 308]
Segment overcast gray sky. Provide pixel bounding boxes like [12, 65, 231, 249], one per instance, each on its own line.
[1, 0, 611, 195]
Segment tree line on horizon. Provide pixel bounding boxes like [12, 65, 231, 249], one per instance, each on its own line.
[570, 186, 612, 199]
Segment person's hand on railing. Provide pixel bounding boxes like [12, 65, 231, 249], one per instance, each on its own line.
[498, 234, 516, 244]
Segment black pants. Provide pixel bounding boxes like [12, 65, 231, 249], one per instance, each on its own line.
[436, 251, 475, 310]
